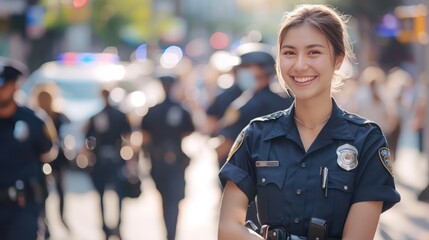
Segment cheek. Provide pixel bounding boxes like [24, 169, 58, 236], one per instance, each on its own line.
[278, 58, 293, 76]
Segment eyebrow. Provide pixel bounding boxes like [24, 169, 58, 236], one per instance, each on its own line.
[281, 44, 326, 49]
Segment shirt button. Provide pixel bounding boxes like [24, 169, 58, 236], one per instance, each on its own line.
[344, 185, 348, 191]
[261, 178, 266, 184]
[300, 162, 306, 168]
[296, 189, 302, 195]
[294, 218, 300, 224]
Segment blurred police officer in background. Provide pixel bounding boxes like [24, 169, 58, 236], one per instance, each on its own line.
[205, 65, 243, 137]
[216, 42, 294, 167]
[140, 74, 195, 240]
[84, 88, 132, 240]
[0, 58, 58, 240]
[34, 86, 72, 236]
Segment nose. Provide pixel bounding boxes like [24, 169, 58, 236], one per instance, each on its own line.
[293, 54, 309, 71]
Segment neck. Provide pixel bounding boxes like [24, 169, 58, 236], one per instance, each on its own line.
[294, 96, 333, 128]
[0, 102, 17, 118]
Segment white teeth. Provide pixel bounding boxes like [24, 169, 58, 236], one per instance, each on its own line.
[294, 76, 315, 82]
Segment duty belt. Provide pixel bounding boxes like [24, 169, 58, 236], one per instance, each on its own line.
[261, 225, 340, 240]
[0, 179, 42, 207]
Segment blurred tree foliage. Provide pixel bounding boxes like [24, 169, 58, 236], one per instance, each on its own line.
[91, 0, 152, 46]
[327, 0, 401, 22]
[41, 0, 152, 46]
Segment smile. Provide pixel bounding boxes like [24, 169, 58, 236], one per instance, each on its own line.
[292, 76, 317, 85]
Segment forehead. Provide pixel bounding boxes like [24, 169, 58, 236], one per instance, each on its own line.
[281, 23, 331, 49]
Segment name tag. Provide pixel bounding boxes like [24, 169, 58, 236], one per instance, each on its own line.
[255, 161, 279, 167]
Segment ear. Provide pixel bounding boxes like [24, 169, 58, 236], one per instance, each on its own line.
[334, 54, 344, 71]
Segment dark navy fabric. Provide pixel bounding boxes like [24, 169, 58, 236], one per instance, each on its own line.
[0, 106, 51, 187]
[206, 84, 243, 120]
[219, 86, 293, 141]
[0, 106, 52, 239]
[86, 105, 132, 195]
[49, 112, 70, 170]
[219, 99, 400, 238]
[141, 96, 195, 240]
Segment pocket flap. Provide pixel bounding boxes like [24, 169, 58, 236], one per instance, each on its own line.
[256, 167, 286, 189]
[328, 171, 355, 192]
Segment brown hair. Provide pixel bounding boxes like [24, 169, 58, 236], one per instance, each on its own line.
[275, 4, 355, 91]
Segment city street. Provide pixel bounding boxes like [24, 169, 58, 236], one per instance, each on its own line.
[45, 132, 429, 240]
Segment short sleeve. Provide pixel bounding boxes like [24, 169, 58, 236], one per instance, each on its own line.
[352, 125, 401, 212]
[219, 125, 257, 203]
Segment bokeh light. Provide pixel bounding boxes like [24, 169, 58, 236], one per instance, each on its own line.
[42, 163, 52, 175]
[128, 91, 147, 108]
[130, 131, 143, 147]
[64, 135, 76, 150]
[135, 44, 148, 61]
[120, 146, 134, 160]
[160, 46, 183, 69]
[210, 32, 229, 50]
[76, 154, 89, 169]
[110, 87, 127, 104]
[217, 73, 235, 89]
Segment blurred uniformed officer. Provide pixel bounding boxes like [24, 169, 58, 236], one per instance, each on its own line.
[35, 87, 72, 236]
[141, 74, 195, 240]
[0, 58, 57, 240]
[216, 42, 293, 167]
[85, 88, 132, 240]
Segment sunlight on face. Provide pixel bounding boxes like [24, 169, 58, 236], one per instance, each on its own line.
[278, 24, 342, 100]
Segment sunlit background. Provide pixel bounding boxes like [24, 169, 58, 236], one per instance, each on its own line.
[1, 0, 429, 240]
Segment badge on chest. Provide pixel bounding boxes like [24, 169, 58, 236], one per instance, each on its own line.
[336, 144, 358, 171]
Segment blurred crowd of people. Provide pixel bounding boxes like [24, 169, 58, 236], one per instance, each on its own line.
[0, 32, 428, 239]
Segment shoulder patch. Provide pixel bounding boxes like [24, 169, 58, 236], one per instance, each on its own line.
[343, 112, 371, 125]
[226, 129, 246, 162]
[378, 147, 394, 177]
[252, 110, 285, 123]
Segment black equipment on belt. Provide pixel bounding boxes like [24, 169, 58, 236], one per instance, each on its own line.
[308, 217, 327, 240]
[0, 179, 44, 207]
[258, 217, 330, 240]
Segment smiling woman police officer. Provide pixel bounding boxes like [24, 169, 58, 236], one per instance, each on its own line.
[218, 4, 400, 240]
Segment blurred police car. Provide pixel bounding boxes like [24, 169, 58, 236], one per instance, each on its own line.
[20, 52, 161, 169]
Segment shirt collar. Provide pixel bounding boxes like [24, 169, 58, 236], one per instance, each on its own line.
[264, 98, 354, 142]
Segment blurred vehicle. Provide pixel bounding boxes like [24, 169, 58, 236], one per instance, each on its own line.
[20, 52, 163, 169]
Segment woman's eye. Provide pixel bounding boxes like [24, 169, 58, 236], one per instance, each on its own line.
[283, 51, 295, 55]
[308, 50, 320, 55]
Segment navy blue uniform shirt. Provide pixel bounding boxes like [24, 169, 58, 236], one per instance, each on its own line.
[219, 85, 293, 141]
[0, 106, 52, 187]
[219, 99, 401, 238]
[206, 83, 243, 120]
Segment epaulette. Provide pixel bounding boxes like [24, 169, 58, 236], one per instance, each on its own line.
[251, 109, 287, 123]
[343, 112, 373, 125]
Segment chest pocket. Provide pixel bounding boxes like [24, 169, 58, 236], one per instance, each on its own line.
[328, 171, 355, 193]
[325, 171, 355, 230]
[256, 166, 287, 225]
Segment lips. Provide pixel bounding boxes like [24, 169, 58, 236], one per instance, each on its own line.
[292, 76, 317, 86]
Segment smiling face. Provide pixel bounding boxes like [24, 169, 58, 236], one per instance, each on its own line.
[278, 23, 343, 101]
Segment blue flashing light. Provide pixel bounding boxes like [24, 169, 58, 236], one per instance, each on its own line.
[80, 53, 95, 63]
[57, 52, 120, 65]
